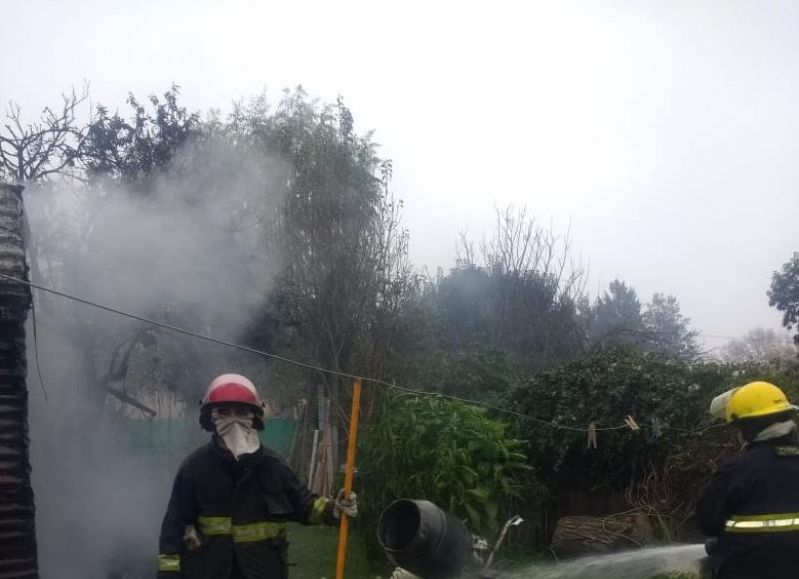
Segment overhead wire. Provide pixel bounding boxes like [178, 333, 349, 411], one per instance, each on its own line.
[0, 271, 722, 435]
[29, 295, 49, 402]
[0, 219, 48, 401]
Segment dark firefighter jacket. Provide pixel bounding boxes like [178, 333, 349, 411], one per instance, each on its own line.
[158, 437, 336, 579]
[696, 441, 799, 579]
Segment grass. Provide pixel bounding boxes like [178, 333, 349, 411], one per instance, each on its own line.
[287, 523, 377, 579]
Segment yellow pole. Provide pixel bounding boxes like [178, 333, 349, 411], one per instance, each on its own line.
[335, 378, 362, 579]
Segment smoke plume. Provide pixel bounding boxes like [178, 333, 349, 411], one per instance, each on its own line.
[24, 138, 289, 578]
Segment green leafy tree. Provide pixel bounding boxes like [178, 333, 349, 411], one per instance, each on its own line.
[386, 208, 584, 400]
[83, 85, 201, 185]
[222, 90, 412, 476]
[585, 281, 699, 361]
[431, 264, 583, 364]
[585, 280, 646, 346]
[243, 89, 409, 372]
[643, 293, 700, 361]
[768, 252, 799, 346]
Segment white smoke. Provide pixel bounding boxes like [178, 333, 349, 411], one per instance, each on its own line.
[24, 137, 290, 578]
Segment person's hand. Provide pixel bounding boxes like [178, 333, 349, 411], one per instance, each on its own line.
[334, 490, 358, 519]
[183, 525, 202, 551]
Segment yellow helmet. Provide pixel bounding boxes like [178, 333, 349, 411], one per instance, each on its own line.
[726, 381, 797, 423]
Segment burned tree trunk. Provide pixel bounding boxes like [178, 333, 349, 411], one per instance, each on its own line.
[0, 183, 38, 578]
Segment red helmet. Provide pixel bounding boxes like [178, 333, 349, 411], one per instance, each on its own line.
[199, 374, 265, 431]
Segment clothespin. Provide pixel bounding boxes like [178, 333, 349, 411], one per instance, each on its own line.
[587, 422, 598, 449]
[624, 415, 640, 432]
[649, 417, 663, 440]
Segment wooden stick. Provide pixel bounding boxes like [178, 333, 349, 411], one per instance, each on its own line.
[308, 429, 319, 488]
[335, 379, 362, 579]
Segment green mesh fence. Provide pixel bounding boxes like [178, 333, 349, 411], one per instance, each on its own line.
[117, 417, 298, 459]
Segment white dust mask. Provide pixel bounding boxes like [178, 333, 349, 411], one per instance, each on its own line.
[212, 408, 260, 460]
[753, 420, 797, 443]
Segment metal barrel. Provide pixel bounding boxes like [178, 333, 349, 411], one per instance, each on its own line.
[377, 499, 471, 579]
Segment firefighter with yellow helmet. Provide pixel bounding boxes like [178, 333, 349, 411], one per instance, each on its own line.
[697, 381, 799, 579]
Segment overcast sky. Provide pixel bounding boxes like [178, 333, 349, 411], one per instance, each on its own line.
[2, 0, 797, 348]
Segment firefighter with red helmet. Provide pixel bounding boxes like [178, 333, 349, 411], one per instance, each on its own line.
[157, 374, 357, 578]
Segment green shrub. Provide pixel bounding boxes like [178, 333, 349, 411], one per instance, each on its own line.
[509, 345, 733, 491]
[357, 392, 543, 563]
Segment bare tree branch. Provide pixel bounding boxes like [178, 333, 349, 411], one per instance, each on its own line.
[0, 82, 90, 182]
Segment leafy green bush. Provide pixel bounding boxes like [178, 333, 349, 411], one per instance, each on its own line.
[509, 345, 733, 491]
[357, 392, 543, 563]
[394, 348, 522, 405]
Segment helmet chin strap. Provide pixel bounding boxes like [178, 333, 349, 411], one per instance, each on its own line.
[212, 409, 260, 459]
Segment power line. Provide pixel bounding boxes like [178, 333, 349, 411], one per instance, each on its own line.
[598, 327, 739, 342]
[0, 271, 718, 435]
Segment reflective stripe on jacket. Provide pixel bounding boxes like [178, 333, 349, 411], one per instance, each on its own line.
[157, 437, 335, 578]
[725, 512, 799, 532]
[696, 443, 799, 579]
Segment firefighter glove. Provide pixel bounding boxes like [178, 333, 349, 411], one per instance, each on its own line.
[183, 525, 202, 551]
[334, 490, 358, 519]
